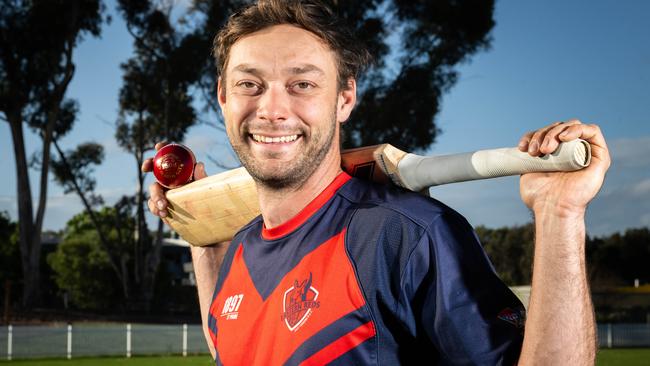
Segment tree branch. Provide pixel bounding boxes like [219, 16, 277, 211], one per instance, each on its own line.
[52, 137, 128, 297]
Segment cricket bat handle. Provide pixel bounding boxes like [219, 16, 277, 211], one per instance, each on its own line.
[388, 139, 591, 191]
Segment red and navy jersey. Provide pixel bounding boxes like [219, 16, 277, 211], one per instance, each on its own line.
[208, 172, 524, 365]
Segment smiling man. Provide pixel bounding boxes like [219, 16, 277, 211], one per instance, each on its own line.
[219, 23, 352, 225]
[143, 1, 609, 365]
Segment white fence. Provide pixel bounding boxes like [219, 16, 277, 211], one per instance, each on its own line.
[597, 323, 650, 348]
[0, 323, 207, 360]
[0, 323, 649, 360]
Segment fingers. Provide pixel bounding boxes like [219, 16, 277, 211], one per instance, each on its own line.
[194, 162, 208, 180]
[519, 119, 582, 156]
[519, 120, 611, 174]
[141, 141, 169, 173]
[528, 121, 571, 156]
[537, 119, 583, 155]
[557, 123, 611, 171]
[518, 131, 535, 152]
[154, 141, 169, 151]
[141, 158, 153, 173]
[148, 181, 168, 218]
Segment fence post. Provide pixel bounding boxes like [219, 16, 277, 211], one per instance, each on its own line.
[607, 323, 612, 348]
[67, 324, 72, 359]
[126, 323, 132, 358]
[182, 324, 188, 357]
[7, 325, 12, 361]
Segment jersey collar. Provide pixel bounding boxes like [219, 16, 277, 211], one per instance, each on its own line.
[261, 172, 351, 240]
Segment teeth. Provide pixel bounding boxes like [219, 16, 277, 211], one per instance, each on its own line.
[252, 134, 298, 143]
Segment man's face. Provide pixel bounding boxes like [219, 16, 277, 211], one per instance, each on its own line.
[218, 24, 355, 189]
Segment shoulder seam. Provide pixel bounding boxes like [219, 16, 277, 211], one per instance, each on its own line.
[395, 213, 443, 316]
[338, 187, 436, 231]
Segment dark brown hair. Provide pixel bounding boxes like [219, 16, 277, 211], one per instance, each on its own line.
[213, 0, 371, 90]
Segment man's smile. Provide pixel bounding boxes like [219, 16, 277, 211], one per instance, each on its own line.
[250, 134, 301, 144]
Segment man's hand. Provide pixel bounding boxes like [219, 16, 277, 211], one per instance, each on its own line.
[142, 141, 221, 359]
[517, 119, 611, 216]
[141, 141, 209, 220]
[516, 120, 609, 365]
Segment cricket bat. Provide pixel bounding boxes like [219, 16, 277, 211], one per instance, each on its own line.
[164, 139, 591, 246]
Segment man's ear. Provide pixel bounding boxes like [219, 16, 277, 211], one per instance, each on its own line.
[217, 76, 226, 108]
[336, 78, 357, 124]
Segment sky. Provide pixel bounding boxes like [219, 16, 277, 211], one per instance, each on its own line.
[1, 0, 649, 237]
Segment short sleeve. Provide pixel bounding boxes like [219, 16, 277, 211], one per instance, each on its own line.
[397, 210, 525, 365]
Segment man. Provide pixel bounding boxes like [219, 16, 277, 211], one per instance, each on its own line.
[144, 0, 610, 364]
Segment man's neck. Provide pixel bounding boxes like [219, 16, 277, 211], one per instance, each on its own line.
[256, 150, 343, 229]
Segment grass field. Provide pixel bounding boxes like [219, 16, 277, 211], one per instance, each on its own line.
[597, 348, 650, 365]
[1, 349, 649, 365]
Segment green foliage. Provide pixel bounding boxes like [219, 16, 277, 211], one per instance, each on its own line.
[476, 223, 535, 285]
[0, 0, 105, 116]
[47, 207, 135, 310]
[477, 223, 650, 288]
[116, 0, 202, 151]
[0, 211, 20, 282]
[587, 227, 650, 287]
[47, 230, 116, 310]
[349, 0, 495, 150]
[50, 142, 105, 206]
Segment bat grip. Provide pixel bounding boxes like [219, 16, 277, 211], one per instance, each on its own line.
[398, 139, 591, 191]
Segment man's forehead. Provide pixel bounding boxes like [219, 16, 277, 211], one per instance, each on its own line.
[230, 63, 326, 76]
[225, 24, 337, 75]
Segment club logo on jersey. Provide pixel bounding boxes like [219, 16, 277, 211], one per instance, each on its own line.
[221, 294, 244, 320]
[497, 307, 526, 329]
[281, 272, 320, 332]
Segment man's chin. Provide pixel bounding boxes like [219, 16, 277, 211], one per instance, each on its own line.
[249, 170, 303, 190]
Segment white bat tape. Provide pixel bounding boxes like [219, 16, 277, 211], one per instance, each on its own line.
[398, 139, 591, 191]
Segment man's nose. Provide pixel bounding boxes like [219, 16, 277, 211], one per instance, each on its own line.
[256, 84, 289, 122]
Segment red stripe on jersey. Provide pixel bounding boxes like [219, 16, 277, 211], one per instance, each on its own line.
[299, 321, 376, 366]
[212, 229, 373, 365]
[262, 172, 351, 240]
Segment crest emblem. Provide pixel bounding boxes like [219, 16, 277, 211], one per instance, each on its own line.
[281, 272, 320, 332]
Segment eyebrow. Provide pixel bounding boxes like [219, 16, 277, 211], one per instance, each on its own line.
[230, 63, 325, 77]
[286, 64, 325, 76]
[232, 64, 260, 75]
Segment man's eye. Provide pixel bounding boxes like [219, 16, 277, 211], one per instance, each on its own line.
[239, 82, 257, 89]
[290, 81, 315, 92]
[236, 81, 261, 94]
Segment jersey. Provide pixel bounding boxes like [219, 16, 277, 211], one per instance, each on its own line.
[208, 172, 525, 365]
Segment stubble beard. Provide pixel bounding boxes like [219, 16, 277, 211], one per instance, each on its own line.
[230, 111, 337, 191]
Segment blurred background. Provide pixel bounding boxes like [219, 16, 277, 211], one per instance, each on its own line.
[1, 0, 648, 363]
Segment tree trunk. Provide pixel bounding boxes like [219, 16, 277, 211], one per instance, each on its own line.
[142, 219, 165, 313]
[7, 111, 40, 308]
[26, 106, 60, 307]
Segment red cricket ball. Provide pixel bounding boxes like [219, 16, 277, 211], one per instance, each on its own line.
[153, 143, 196, 189]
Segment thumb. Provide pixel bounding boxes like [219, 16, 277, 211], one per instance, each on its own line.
[194, 162, 208, 180]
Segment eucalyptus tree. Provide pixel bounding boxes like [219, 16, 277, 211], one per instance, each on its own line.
[116, 0, 203, 309]
[0, 0, 106, 307]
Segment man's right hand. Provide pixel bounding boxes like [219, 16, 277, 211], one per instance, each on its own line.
[141, 141, 209, 220]
[142, 141, 222, 359]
